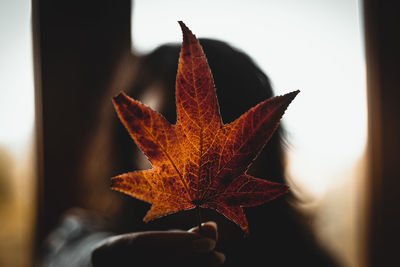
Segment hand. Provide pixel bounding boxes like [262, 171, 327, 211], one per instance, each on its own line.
[91, 221, 225, 267]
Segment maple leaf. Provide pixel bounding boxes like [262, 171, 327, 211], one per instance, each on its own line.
[111, 21, 299, 234]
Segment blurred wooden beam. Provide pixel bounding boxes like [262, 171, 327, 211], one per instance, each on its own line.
[32, 0, 132, 252]
[363, 1, 400, 266]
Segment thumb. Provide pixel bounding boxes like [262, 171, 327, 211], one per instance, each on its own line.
[188, 221, 218, 241]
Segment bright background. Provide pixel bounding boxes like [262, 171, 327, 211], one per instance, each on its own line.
[0, 0, 36, 266]
[132, 0, 367, 266]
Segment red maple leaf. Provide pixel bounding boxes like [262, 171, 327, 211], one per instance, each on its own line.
[111, 21, 299, 234]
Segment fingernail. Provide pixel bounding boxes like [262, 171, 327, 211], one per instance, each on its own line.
[192, 238, 216, 252]
[214, 251, 226, 263]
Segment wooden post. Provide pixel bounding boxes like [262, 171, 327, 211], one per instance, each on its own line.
[363, 1, 400, 266]
[32, 0, 132, 253]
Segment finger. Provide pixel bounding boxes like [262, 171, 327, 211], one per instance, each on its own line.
[188, 221, 218, 241]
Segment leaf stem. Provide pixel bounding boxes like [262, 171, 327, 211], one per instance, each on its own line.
[196, 206, 202, 234]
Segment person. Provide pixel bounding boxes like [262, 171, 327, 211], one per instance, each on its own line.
[39, 39, 339, 267]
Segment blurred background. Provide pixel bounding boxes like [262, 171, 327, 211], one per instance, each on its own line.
[0, 0, 399, 266]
